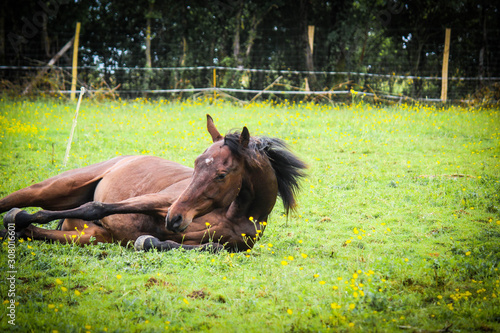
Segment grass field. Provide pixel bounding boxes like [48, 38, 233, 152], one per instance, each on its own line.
[0, 97, 499, 332]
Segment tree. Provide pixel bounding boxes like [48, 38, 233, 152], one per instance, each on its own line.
[1, 0, 498, 99]
[231, 0, 279, 67]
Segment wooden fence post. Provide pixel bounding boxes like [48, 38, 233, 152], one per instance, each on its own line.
[308, 25, 315, 54]
[305, 25, 315, 91]
[71, 22, 81, 101]
[440, 28, 451, 103]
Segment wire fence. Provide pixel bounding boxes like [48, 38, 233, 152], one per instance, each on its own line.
[1, 65, 499, 103]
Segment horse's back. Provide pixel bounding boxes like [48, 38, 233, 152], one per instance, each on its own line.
[94, 155, 193, 202]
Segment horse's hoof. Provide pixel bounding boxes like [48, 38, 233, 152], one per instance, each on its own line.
[134, 235, 157, 251]
[3, 208, 22, 230]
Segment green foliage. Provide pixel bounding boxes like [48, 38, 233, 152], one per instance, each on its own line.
[1, 97, 499, 332]
[3, 1, 499, 101]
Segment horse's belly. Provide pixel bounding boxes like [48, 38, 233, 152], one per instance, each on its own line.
[93, 155, 192, 202]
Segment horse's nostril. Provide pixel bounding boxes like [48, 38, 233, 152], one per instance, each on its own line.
[166, 213, 183, 232]
[172, 215, 182, 227]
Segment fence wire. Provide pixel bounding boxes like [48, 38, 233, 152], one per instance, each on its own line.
[1, 65, 498, 103]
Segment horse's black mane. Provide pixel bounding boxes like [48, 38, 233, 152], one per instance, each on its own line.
[224, 132, 307, 214]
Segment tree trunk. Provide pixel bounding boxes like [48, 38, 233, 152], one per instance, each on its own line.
[359, 24, 369, 65]
[41, 13, 50, 58]
[145, 20, 151, 68]
[144, 2, 153, 96]
[0, 12, 5, 64]
[145, 2, 154, 68]
[180, 0, 188, 66]
[300, 0, 317, 89]
[232, 0, 244, 67]
[245, 15, 262, 64]
[478, 2, 488, 87]
[235, 1, 274, 68]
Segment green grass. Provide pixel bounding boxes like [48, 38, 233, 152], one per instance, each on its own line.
[1, 97, 499, 332]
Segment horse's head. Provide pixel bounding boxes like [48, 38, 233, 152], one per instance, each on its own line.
[166, 115, 249, 233]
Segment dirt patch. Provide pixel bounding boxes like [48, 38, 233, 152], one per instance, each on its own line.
[188, 289, 208, 299]
[145, 277, 168, 288]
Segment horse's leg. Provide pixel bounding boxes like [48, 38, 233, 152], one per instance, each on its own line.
[18, 220, 112, 245]
[3, 193, 173, 232]
[0, 156, 132, 213]
[134, 235, 224, 253]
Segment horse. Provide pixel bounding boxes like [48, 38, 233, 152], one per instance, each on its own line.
[0, 115, 307, 252]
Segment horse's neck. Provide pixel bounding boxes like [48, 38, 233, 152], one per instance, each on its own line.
[228, 158, 278, 222]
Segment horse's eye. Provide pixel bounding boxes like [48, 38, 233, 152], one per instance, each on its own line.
[215, 173, 227, 181]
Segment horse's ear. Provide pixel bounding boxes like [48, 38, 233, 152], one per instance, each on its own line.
[207, 114, 223, 142]
[239, 126, 250, 148]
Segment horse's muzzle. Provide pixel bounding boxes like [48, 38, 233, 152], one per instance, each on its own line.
[165, 211, 188, 233]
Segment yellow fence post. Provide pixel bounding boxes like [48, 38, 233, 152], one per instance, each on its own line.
[213, 67, 216, 100]
[71, 22, 81, 101]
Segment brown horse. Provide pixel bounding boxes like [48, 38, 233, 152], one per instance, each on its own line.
[1, 115, 306, 252]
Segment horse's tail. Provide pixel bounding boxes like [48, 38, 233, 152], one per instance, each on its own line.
[55, 219, 65, 230]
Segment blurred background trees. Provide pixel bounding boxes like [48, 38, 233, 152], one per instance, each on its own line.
[1, 0, 498, 100]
